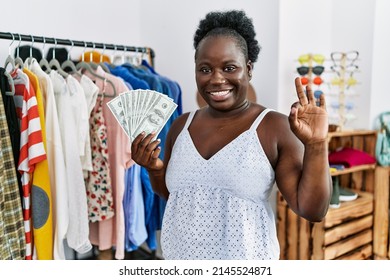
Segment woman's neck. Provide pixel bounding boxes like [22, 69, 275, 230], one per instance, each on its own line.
[207, 99, 251, 119]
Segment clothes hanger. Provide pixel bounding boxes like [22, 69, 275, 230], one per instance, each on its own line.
[85, 43, 111, 73]
[76, 41, 116, 97]
[39, 37, 51, 72]
[106, 45, 118, 69]
[121, 47, 145, 70]
[88, 42, 99, 70]
[48, 38, 69, 78]
[98, 43, 111, 73]
[112, 45, 129, 66]
[132, 47, 143, 67]
[61, 40, 82, 77]
[14, 34, 24, 69]
[2, 33, 16, 96]
[24, 35, 36, 69]
[4, 33, 16, 71]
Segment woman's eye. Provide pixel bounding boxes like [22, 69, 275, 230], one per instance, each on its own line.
[224, 66, 236, 72]
[200, 68, 211, 73]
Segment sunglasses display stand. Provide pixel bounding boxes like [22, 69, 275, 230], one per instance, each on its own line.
[329, 51, 360, 131]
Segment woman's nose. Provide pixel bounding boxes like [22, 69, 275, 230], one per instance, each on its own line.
[210, 71, 226, 84]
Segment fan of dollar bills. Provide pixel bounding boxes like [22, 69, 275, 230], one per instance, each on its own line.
[107, 89, 178, 142]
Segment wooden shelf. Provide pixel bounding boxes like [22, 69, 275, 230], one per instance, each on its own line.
[330, 164, 376, 176]
[328, 130, 377, 138]
[326, 191, 373, 228]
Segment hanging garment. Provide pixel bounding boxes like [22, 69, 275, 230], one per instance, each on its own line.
[107, 65, 150, 90]
[0, 90, 26, 260]
[85, 91, 114, 222]
[72, 74, 99, 179]
[86, 66, 132, 260]
[66, 75, 92, 175]
[123, 163, 147, 251]
[11, 68, 47, 260]
[23, 68, 54, 260]
[122, 63, 163, 92]
[50, 70, 92, 254]
[81, 51, 111, 64]
[79, 75, 99, 119]
[162, 109, 279, 260]
[78, 74, 99, 178]
[29, 59, 69, 259]
[140, 166, 160, 251]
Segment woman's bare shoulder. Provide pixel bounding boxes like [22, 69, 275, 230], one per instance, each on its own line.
[166, 112, 193, 143]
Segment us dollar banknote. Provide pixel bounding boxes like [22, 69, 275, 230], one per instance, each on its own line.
[131, 93, 177, 141]
[107, 90, 178, 142]
[107, 95, 130, 137]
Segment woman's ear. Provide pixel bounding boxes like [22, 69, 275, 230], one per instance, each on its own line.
[247, 60, 253, 80]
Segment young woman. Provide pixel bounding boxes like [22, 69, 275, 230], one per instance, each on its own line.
[131, 10, 332, 260]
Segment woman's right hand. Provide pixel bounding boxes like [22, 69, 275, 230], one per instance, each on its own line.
[131, 132, 164, 172]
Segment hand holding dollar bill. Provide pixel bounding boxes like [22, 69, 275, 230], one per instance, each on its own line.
[107, 89, 178, 142]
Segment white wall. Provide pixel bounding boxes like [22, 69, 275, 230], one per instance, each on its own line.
[370, 0, 390, 128]
[330, 0, 376, 129]
[278, 0, 333, 115]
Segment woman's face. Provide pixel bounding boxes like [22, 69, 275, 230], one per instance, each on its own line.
[195, 35, 252, 112]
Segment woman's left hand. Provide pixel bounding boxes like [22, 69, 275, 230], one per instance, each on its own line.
[289, 77, 328, 145]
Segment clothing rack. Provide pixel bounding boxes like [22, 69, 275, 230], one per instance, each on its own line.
[0, 31, 155, 67]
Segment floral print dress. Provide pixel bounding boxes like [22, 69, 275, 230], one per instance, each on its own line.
[86, 94, 114, 222]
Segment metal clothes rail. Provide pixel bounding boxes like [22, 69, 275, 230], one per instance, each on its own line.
[0, 31, 155, 66]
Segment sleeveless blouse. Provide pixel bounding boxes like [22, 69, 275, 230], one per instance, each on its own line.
[162, 108, 279, 259]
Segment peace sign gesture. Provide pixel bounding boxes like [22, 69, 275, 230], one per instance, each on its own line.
[288, 77, 329, 145]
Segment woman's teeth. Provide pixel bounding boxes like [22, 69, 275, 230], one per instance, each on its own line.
[210, 90, 230, 96]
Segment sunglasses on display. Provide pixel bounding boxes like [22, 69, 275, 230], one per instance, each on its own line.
[297, 65, 325, 76]
[330, 51, 359, 65]
[331, 77, 358, 87]
[300, 76, 323, 86]
[331, 64, 359, 75]
[330, 64, 359, 88]
[298, 54, 326, 65]
[330, 101, 354, 111]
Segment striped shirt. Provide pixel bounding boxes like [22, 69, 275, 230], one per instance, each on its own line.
[11, 69, 46, 260]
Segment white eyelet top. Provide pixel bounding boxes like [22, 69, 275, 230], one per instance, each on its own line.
[162, 108, 278, 260]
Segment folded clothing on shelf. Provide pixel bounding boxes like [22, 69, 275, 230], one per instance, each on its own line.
[328, 147, 376, 167]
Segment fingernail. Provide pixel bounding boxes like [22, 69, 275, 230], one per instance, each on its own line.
[291, 107, 297, 114]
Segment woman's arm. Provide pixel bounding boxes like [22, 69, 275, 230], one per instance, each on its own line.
[275, 78, 332, 222]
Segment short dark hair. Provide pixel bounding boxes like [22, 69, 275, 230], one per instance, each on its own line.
[193, 10, 261, 63]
